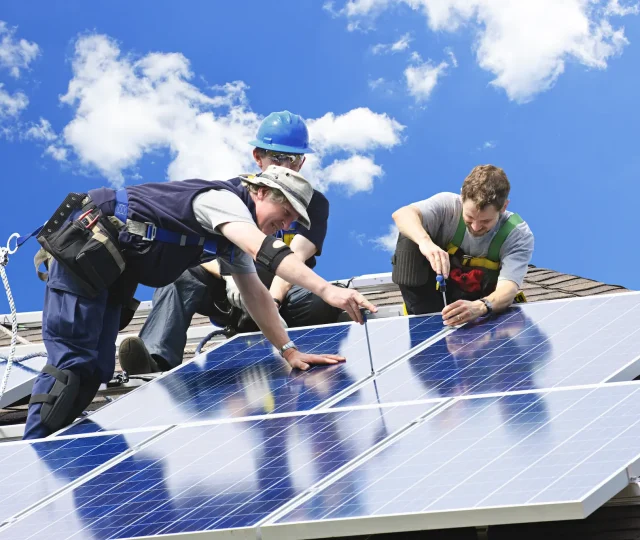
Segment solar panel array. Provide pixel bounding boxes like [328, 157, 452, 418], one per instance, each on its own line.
[2, 293, 640, 540]
[0, 355, 46, 408]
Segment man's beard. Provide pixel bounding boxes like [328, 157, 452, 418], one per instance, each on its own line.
[466, 226, 487, 237]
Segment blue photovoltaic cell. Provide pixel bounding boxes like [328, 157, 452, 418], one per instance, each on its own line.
[1, 402, 440, 539]
[267, 383, 640, 538]
[62, 315, 445, 435]
[0, 430, 158, 527]
[334, 294, 640, 407]
[0, 355, 46, 408]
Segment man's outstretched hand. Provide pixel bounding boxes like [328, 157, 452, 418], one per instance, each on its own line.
[283, 349, 346, 371]
[321, 285, 377, 324]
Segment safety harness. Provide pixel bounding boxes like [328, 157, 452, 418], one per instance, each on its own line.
[445, 212, 524, 301]
[392, 211, 527, 306]
[113, 189, 219, 254]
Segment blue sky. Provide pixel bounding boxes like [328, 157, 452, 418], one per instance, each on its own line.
[0, 0, 639, 313]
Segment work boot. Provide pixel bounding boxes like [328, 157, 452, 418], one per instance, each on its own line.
[118, 337, 161, 375]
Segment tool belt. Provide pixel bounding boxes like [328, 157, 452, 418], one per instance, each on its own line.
[36, 192, 126, 298]
[391, 234, 430, 287]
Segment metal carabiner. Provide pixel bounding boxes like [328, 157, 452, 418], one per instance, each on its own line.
[6, 233, 20, 255]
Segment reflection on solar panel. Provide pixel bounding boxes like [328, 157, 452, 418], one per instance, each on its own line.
[0, 355, 46, 408]
[5, 294, 640, 539]
[0, 430, 159, 528]
[61, 315, 446, 435]
[263, 383, 640, 539]
[1, 403, 437, 539]
[332, 293, 640, 407]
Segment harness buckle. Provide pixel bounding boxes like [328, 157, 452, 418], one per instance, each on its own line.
[78, 209, 100, 229]
[142, 222, 157, 242]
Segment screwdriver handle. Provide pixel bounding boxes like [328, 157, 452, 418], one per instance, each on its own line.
[436, 274, 446, 292]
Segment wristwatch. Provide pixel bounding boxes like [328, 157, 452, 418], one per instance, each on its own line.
[279, 340, 298, 357]
[479, 298, 493, 316]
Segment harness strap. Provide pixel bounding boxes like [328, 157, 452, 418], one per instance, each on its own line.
[450, 213, 466, 250]
[29, 364, 72, 405]
[115, 189, 218, 254]
[10, 192, 88, 253]
[487, 213, 523, 262]
[448, 212, 523, 265]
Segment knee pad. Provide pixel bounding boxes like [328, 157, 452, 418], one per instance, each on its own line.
[29, 365, 81, 433]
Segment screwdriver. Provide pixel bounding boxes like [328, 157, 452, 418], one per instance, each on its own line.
[436, 275, 447, 308]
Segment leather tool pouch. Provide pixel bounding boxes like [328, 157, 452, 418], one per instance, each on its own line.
[36, 193, 126, 298]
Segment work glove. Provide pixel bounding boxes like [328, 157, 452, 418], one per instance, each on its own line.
[223, 275, 245, 310]
[224, 276, 288, 329]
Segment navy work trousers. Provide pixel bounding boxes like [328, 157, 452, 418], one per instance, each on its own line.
[23, 261, 122, 440]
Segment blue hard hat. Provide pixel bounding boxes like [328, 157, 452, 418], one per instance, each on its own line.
[249, 110, 314, 154]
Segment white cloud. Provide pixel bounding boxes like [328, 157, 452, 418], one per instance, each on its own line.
[372, 33, 412, 54]
[331, 0, 639, 102]
[47, 34, 404, 193]
[371, 224, 399, 253]
[308, 107, 404, 153]
[445, 47, 458, 67]
[312, 154, 384, 194]
[405, 59, 449, 102]
[606, 0, 639, 16]
[24, 118, 57, 141]
[481, 140, 496, 149]
[368, 77, 386, 89]
[45, 144, 68, 161]
[0, 83, 27, 118]
[0, 21, 39, 78]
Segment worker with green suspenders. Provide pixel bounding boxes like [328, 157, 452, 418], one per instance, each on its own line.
[391, 165, 534, 326]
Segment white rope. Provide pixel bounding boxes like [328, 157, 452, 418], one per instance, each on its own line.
[0, 247, 18, 401]
[0, 323, 30, 345]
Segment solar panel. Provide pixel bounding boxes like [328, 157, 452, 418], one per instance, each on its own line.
[0, 402, 442, 539]
[6, 295, 640, 539]
[262, 383, 640, 539]
[60, 315, 446, 436]
[0, 430, 159, 528]
[330, 294, 640, 407]
[0, 355, 46, 408]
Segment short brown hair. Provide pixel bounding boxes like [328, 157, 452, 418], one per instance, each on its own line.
[461, 165, 510, 210]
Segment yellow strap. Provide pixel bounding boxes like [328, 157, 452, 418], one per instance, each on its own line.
[461, 257, 499, 270]
[282, 232, 295, 246]
[514, 291, 527, 303]
[402, 302, 408, 316]
[447, 243, 499, 270]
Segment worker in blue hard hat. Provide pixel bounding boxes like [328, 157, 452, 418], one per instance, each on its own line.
[118, 111, 344, 375]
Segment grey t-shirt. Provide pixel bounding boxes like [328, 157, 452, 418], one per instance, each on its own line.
[192, 190, 257, 275]
[411, 192, 534, 287]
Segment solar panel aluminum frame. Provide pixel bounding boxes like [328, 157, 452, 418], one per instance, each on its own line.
[0, 400, 451, 540]
[260, 382, 640, 540]
[0, 426, 167, 534]
[0, 355, 47, 409]
[55, 314, 452, 437]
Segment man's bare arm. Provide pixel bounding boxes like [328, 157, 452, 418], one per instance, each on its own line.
[233, 272, 345, 370]
[269, 235, 317, 303]
[442, 280, 520, 326]
[392, 205, 450, 278]
[484, 280, 520, 312]
[219, 222, 376, 323]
